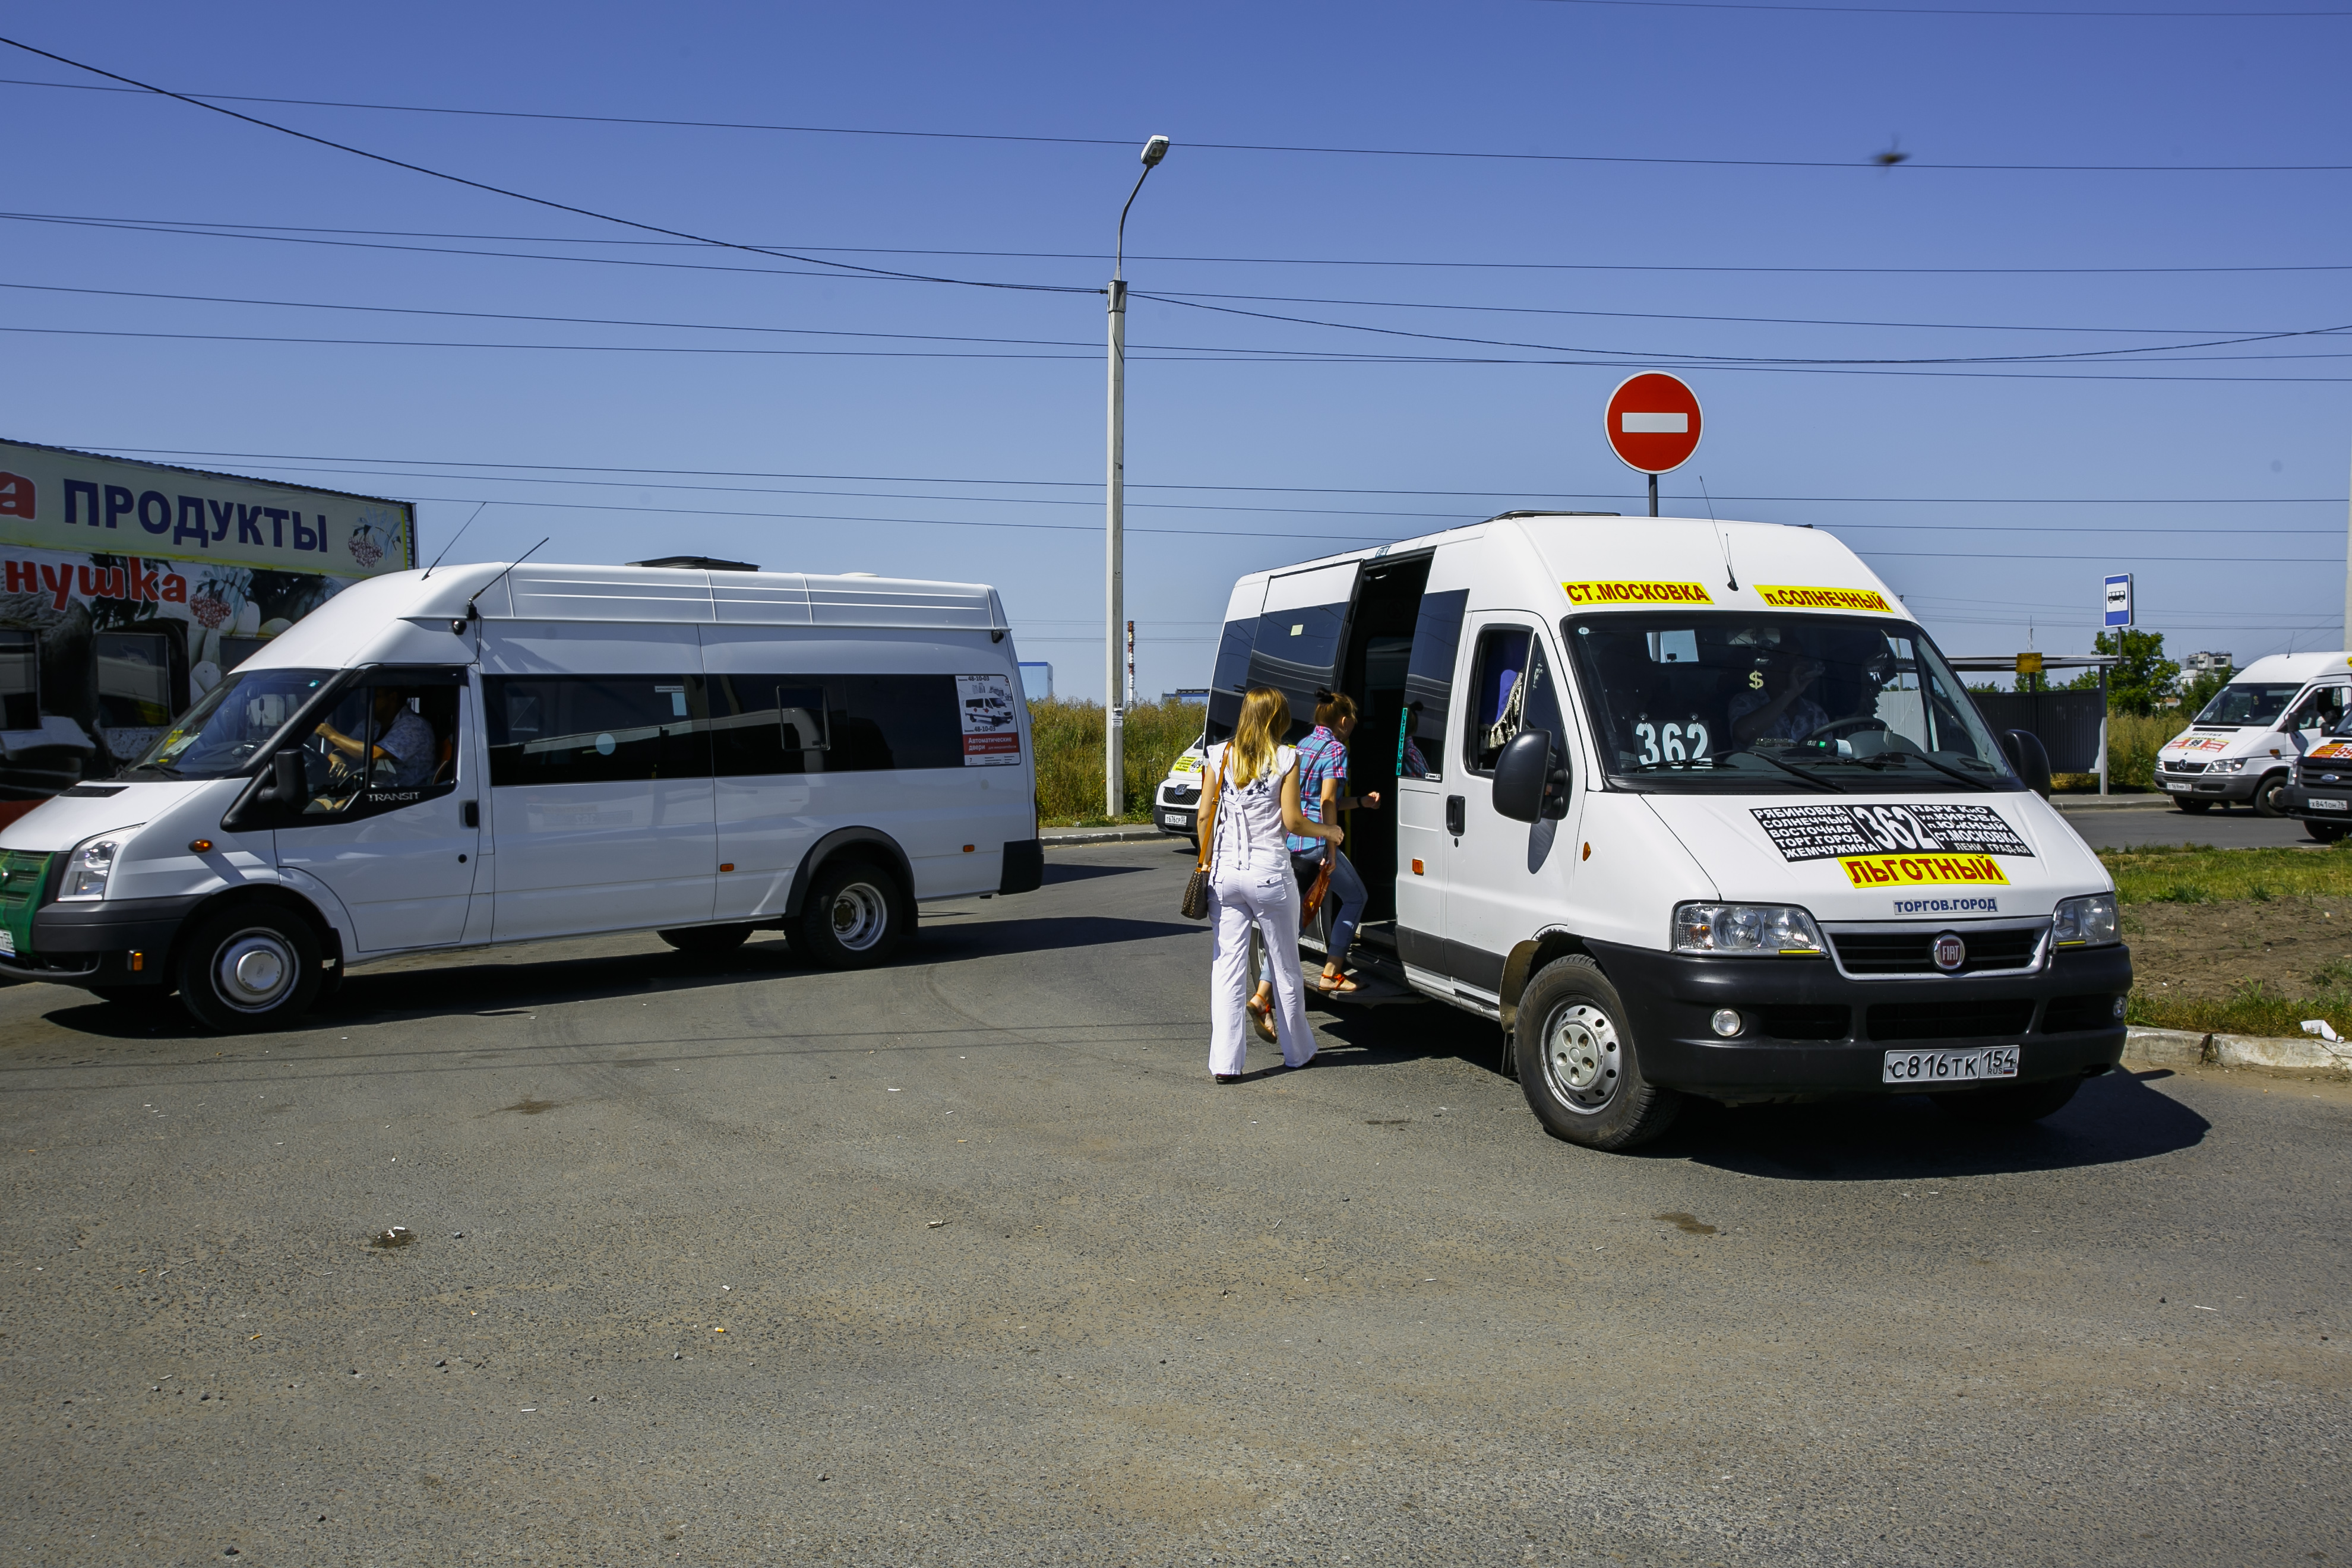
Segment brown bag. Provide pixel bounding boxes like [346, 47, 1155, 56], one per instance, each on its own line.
[1298, 850, 1336, 932]
[1179, 754, 1225, 920]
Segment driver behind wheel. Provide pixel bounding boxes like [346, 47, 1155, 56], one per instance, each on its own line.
[316, 687, 436, 788]
[1728, 634, 1829, 747]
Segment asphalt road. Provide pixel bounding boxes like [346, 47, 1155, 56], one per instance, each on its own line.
[2062, 804, 2324, 851]
[4, 840, 2347, 1566]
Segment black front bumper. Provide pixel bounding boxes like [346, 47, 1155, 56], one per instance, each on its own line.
[1586, 937, 2130, 1099]
[0, 893, 210, 989]
[1154, 799, 1199, 837]
[2285, 783, 2352, 824]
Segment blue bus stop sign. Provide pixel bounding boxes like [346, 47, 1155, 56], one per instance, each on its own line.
[2103, 574, 2133, 629]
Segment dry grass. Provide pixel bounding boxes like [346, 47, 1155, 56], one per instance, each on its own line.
[2102, 711, 2192, 791]
[1030, 697, 1205, 826]
[2126, 981, 2352, 1040]
[2098, 845, 2352, 905]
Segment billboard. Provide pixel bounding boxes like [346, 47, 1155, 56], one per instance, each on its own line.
[0, 437, 415, 818]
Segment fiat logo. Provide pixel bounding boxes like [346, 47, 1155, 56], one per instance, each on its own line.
[1932, 933, 1967, 972]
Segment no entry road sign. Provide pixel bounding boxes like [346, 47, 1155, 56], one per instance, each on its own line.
[1605, 374, 1703, 475]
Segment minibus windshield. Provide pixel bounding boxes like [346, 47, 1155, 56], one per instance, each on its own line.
[124, 668, 334, 779]
[2192, 682, 2299, 729]
[1566, 614, 2019, 794]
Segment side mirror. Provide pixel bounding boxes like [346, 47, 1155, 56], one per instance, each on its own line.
[268, 749, 308, 808]
[2001, 729, 2053, 799]
[1492, 729, 1554, 823]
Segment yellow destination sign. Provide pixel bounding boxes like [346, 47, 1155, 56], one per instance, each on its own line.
[1756, 584, 1895, 613]
[1561, 580, 1715, 607]
[1839, 853, 2009, 889]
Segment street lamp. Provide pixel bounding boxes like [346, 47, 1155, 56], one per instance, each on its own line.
[1105, 132, 1171, 820]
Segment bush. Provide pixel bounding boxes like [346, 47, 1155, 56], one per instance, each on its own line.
[2103, 711, 2190, 791]
[1030, 697, 1205, 826]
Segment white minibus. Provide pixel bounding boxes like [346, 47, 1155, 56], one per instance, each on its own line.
[1212, 513, 2129, 1149]
[0, 561, 1042, 1031]
[2153, 650, 2351, 817]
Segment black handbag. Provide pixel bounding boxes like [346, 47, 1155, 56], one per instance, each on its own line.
[1180, 754, 1225, 919]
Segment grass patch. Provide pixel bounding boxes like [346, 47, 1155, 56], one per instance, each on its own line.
[2098, 845, 2352, 905]
[1030, 697, 1205, 827]
[2127, 981, 2352, 1041]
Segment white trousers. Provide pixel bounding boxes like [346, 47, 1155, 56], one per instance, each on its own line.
[1208, 858, 1313, 1076]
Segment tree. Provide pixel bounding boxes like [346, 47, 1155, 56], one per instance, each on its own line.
[2177, 664, 2233, 717]
[2095, 628, 2181, 717]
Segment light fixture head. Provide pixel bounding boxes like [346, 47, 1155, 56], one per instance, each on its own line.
[1141, 135, 1171, 167]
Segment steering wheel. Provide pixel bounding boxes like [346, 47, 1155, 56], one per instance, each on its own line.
[1802, 715, 1889, 744]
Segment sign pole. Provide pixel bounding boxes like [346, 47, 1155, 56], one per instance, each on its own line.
[1649, 474, 1658, 518]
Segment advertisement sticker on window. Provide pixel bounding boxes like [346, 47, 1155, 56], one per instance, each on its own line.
[956, 674, 1021, 766]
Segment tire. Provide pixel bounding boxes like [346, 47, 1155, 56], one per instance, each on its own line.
[87, 984, 174, 1008]
[658, 923, 755, 954]
[1516, 954, 1681, 1150]
[2307, 820, 2350, 844]
[792, 859, 908, 970]
[2253, 772, 2291, 818]
[2174, 798, 2213, 814]
[175, 905, 325, 1033]
[1931, 1075, 2082, 1125]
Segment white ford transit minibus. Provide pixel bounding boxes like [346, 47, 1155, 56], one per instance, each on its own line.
[2153, 650, 2351, 816]
[0, 561, 1042, 1031]
[1213, 514, 2129, 1149]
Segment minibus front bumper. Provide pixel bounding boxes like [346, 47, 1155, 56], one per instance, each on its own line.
[0, 892, 208, 990]
[2155, 764, 2260, 803]
[1585, 938, 2130, 1100]
[2287, 782, 2352, 825]
[1154, 781, 1200, 839]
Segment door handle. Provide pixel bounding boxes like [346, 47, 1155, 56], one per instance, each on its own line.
[1446, 795, 1465, 836]
[461, 800, 479, 828]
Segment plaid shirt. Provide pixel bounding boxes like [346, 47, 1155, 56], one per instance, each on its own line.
[1287, 725, 1349, 855]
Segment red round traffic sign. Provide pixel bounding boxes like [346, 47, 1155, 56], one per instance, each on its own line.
[1605, 373, 1703, 474]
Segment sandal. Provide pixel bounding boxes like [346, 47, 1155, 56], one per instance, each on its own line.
[1246, 992, 1278, 1045]
[1312, 972, 1360, 995]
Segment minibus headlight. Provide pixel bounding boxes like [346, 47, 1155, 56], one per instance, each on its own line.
[1673, 902, 1825, 956]
[2205, 758, 2248, 774]
[60, 830, 138, 902]
[2052, 892, 2120, 948]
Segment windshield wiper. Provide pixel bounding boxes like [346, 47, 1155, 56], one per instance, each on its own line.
[122, 761, 181, 780]
[1721, 748, 1845, 794]
[1856, 750, 1997, 791]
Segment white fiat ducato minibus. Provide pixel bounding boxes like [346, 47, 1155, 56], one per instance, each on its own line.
[2152, 650, 2351, 817]
[1208, 513, 2129, 1150]
[0, 560, 1042, 1032]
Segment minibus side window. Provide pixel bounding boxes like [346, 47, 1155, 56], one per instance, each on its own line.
[1398, 589, 1466, 781]
[1465, 628, 1564, 776]
[703, 675, 963, 774]
[485, 676, 712, 786]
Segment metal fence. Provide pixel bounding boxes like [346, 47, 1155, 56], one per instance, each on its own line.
[1970, 689, 2107, 774]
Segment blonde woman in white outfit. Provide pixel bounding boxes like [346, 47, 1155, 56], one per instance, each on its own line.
[1194, 687, 1344, 1083]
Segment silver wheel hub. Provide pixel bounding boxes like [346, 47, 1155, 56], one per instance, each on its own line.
[1544, 1002, 1621, 1115]
[829, 883, 889, 951]
[214, 928, 297, 1011]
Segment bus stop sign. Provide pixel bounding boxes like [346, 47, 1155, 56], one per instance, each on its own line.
[2104, 573, 2133, 628]
[1605, 373, 1703, 475]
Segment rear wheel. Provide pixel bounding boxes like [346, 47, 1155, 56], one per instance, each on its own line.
[658, 924, 755, 954]
[1516, 954, 1680, 1150]
[2307, 819, 2350, 844]
[175, 906, 325, 1033]
[2174, 798, 2213, 814]
[793, 860, 908, 970]
[2253, 772, 2291, 817]
[1931, 1075, 2081, 1126]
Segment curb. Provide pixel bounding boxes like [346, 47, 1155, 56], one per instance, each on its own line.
[2050, 795, 2179, 813]
[1041, 826, 1177, 846]
[2123, 1026, 2352, 1073]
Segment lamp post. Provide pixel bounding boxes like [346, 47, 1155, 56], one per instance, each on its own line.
[1106, 133, 1170, 821]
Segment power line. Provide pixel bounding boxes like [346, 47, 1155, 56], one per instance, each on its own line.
[80, 446, 2351, 507]
[2, 71, 2347, 172]
[0, 41, 1092, 298]
[9, 208, 2342, 278]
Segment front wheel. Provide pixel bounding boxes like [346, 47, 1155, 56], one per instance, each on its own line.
[175, 906, 325, 1033]
[1931, 1076, 2081, 1126]
[1516, 954, 1680, 1150]
[2307, 819, 2350, 844]
[793, 860, 908, 970]
[2253, 772, 2291, 818]
[2174, 798, 2213, 814]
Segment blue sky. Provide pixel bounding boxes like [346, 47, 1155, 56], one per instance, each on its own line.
[0, 0, 2345, 700]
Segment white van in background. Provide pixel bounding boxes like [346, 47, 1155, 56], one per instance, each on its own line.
[1207, 513, 2128, 1150]
[0, 561, 1042, 1031]
[2154, 651, 2351, 815]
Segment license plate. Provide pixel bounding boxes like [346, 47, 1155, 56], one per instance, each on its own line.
[1882, 1046, 2019, 1085]
[2163, 781, 2189, 792]
[2312, 798, 2348, 813]
[1163, 813, 1187, 827]
[0, 928, 14, 956]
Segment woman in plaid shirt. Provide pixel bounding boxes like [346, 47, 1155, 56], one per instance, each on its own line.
[1246, 692, 1382, 1038]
